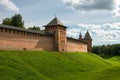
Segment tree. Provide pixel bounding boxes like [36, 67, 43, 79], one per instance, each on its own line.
[28, 26, 40, 31]
[92, 44, 120, 57]
[11, 14, 24, 28]
[2, 18, 11, 25]
[2, 14, 24, 28]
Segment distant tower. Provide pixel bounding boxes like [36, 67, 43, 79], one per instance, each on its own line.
[84, 31, 92, 52]
[44, 17, 67, 52]
[79, 32, 82, 40]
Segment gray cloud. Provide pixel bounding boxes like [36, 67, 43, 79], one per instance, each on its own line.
[78, 23, 120, 40]
[63, 0, 120, 16]
[66, 22, 120, 45]
[75, 0, 114, 11]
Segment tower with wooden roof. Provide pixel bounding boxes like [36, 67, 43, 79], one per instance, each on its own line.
[79, 32, 82, 40]
[84, 31, 92, 52]
[44, 17, 67, 52]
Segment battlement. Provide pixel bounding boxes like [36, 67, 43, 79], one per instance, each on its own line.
[0, 17, 92, 52]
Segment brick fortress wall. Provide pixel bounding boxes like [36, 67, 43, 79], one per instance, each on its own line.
[0, 16, 92, 52]
[0, 27, 54, 51]
[66, 38, 87, 52]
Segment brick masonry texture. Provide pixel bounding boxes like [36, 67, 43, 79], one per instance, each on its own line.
[0, 27, 90, 52]
[0, 17, 92, 52]
[0, 30, 54, 51]
[66, 39, 87, 52]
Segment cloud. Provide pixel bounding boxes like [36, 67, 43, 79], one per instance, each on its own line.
[102, 23, 120, 30]
[67, 28, 89, 39]
[67, 22, 120, 45]
[79, 24, 101, 30]
[63, 0, 120, 17]
[0, 0, 19, 13]
[67, 28, 81, 38]
[78, 23, 120, 40]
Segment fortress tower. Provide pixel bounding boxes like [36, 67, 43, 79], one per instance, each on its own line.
[84, 31, 92, 52]
[44, 17, 67, 52]
[79, 32, 82, 40]
[0, 17, 92, 52]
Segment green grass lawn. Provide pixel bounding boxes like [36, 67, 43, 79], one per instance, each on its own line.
[0, 51, 120, 80]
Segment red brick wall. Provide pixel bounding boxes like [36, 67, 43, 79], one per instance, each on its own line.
[0, 27, 88, 52]
[0, 30, 54, 51]
[45, 26, 67, 52]
[66, 39, 87, 52]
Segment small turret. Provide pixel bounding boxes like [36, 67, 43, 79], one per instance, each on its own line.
[84, 31, 92, 40]
[79, 32, 82, 40]
[84, 31, 92, 52]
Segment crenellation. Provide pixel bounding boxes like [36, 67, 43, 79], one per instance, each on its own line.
[0, 17, 92, 52]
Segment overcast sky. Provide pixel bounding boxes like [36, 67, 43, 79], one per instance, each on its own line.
[0, 0, 120, 46]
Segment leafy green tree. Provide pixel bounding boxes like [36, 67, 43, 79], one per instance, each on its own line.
[2, 18, 11, 25]
[2, 14, 24, 28]
[92, 44, 120, 57]
[11, 14, 24, 28]
[28, 26, 40, 31]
